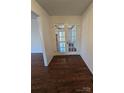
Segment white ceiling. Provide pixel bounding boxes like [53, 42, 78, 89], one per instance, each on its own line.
[36, 0, 92, 16]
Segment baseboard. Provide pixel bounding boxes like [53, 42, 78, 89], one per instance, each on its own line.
[79, 55, 93, 75]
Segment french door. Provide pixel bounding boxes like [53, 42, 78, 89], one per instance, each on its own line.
[55, 24, 79, 55]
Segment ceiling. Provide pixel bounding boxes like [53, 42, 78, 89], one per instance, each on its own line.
[36, 0, 92, 16]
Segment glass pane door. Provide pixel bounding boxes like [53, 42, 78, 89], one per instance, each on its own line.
[55, 24, 66, 53]
[67, 25, 77, 52]
[58, 31, 66, 52]
[55, 24, 78, 54]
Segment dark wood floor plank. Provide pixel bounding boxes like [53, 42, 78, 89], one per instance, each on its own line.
[32, 54, 93, 93]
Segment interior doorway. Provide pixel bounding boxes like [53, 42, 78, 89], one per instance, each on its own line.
[54, 24, 80, 55]
[31, 11, 47, 66]
[31, 12, 42, 53]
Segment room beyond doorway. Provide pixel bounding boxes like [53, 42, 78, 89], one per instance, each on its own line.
[54, 24, 80, 55]
[31, 11, 47, 66]
[31, 12, 42, 53]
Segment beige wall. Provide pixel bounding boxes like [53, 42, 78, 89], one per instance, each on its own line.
[80, 3, 93, 73]
[51, 16, 81, 24]
[50, 16, 81, 55]
[31, 0, 54, 66]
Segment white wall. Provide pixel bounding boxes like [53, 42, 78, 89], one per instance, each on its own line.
[50, 16, 81, 55]
[31, 18, 43, 53]
[80, 3, 93, 73]
[31, 0, 54, 66]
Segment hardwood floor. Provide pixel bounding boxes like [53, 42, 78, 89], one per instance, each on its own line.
[31, 54, 93, 93]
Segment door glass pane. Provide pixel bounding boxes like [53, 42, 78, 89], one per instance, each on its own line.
[60, 47, 66, 52]
[59, 42, 65, 47]
[59, 31, 65, 37]
[59, 37, 65, 41]
[72, 36, 76, 41]
[72, 31, 76, 37]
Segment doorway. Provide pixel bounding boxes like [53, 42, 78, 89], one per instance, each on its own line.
[31, 11, 48, 66]
[55, 24, 79, 55]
